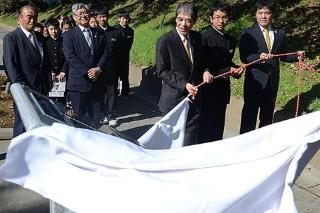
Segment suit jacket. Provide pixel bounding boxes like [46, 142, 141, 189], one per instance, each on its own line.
[156, 28, 204, 113]
[44, 36, 68, 75]
[3, 27, 49, 94]
[239, 23, 297, 95]
[114, 24, 134, 55]
[98, 25, 120, 84]
[202, 27, 238, 105]
[63, 26, 108, 92]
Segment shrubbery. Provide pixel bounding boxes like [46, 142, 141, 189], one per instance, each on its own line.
[0, 0, 49, 14]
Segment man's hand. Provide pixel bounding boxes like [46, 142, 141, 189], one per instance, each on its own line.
[186, 83, 198, 98]
[56, 72, 66, 81]
[229, 67, 245, 76]
[260, 53, 273, 61]
[203, 70, 214, 83]
[88, 67, 102, 81]
[297, 51, 305, 61]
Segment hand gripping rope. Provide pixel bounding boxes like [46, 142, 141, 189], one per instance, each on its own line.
[193, 52, 320, 117]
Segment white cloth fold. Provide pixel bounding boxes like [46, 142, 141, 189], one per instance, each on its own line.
[1, 97, 320, 213]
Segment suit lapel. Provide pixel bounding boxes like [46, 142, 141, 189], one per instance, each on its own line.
[253, 23, 269, 53]
[90, 27, 98, 58]
[33, 32, 44, 61]
[17, 28, 42, 63]
[172, 28, 192, 68]
[189, 33, 196, 73]
[271, 28, 279, 53]
[76, 26, 92, 55]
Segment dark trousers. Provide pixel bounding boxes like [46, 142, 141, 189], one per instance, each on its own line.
[184, 102, 200, 146]
[13, 103, 26, 138]
[240, 79, 276, 134]
[198, 103, 227, 143]
[69, 90, 102, 127]
[115, 56, 130, 96]
[103, 85, 116, 119]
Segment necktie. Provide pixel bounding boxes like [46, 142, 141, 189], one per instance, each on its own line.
[29, 33, 41, 59]
[28, 33, 36, 48]
[83, 28, 93, 54]
[183, 38, 192, 64]
[263, 28, 272, 52]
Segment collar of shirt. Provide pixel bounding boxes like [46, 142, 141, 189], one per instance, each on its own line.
[20, 26, 32, 39]
[99, 25, 109, 31]
[176, 27, 190, 42]
[49, 36, 60, 41]
[20, 26, 43, 58]
[212, 26, 224, 36]
[258, 24, 275, 48]
[78, 25, 91, 33]
[258, 24, 272, 33]
[175, 27, 193, 63]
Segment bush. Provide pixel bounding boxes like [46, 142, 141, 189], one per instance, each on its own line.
[0, 0, 48, 14]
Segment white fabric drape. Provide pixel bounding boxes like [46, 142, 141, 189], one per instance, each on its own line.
[1, 98, 320, 213]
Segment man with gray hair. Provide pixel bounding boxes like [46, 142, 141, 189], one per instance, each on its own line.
[63, 3, 109, 127]
[156, 1, 212, 146]
[3, 5, 49, 137]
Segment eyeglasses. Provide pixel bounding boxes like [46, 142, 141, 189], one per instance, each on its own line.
[212, 16, 229, 22]
[74, 12, 90, 17]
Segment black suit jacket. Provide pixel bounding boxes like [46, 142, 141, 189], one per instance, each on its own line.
[98, 25, 120, 84]
[44, 36, 68, 75]
[114, 24, 134, 55]
[63, 26, 108, 92]
[3, 27, 49, 94]
[156, 28, 204, 113]
[202, 27, 238, 105]
[239, 23, 297, 95]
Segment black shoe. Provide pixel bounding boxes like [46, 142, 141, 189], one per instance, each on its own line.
[120, 93, 129, 97]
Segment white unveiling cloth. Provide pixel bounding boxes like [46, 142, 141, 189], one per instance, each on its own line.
[1, 98, 320, 213]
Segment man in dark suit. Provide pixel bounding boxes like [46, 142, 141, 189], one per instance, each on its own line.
[63, 3, 108, 127]
[114, 12, 134, 97]
[156, 2, 212, 146]
[239, 0, 305, 134]
[95, 6, 120, 127]
[199, 2, 244, 143]
[3, 5, 49, 137]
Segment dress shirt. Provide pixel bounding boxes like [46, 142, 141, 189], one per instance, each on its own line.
[258, 25, 274, 51]
[176, 27, 193, 63]
[20, 26, 43, 58]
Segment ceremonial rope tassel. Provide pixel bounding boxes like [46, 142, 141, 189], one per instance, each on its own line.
[193, 51, 320, 117]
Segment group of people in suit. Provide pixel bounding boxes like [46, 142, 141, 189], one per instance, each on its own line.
[3, 3, 134, 137]
[4, 0, 305, 142]
[156, 0, 305, 146]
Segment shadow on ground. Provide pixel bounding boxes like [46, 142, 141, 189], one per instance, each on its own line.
[274, 83, 320, 122]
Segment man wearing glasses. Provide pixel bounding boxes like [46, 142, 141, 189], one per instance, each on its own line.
[63, 3, 109, 127]
[199, 2, 244, 143]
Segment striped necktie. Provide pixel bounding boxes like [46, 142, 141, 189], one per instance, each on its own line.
[83, 28, 93, 54]
[263, 28, 272, 52]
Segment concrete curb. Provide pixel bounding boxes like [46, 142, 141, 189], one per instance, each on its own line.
[0, 128, 12, 140]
